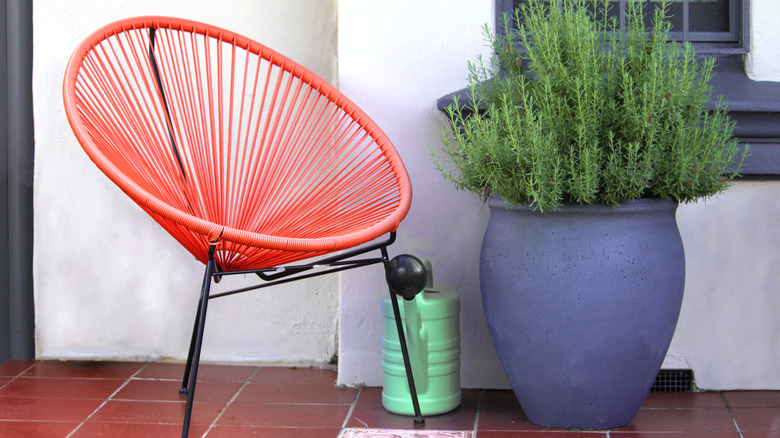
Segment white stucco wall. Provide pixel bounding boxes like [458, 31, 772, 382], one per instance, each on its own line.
[671, 182, 780, 389]
[33, 0, 339, 364]
[336, 0, 507, 388]
[746, 0, 780, 81]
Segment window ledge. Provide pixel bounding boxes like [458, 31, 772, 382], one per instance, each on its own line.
[710, 57, 780, 176]
[711, 57, 780, 113]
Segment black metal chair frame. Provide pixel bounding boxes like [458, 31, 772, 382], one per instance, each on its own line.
[178, 231, 424, 437]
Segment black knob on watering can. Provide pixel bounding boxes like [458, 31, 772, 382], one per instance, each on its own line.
[386, 254, 427, 301]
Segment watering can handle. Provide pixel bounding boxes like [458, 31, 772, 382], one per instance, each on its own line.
[402, 294, 429, 393]
[424, 259, 433, 289]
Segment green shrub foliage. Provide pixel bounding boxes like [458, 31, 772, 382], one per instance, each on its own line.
[436, 0, 746, 211]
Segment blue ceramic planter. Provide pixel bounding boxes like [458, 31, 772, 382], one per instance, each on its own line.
[480, 197, 685, 430]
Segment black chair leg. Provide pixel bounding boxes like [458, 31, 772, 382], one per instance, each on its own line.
[180, 296, 202, 396]
[384, 252, 426, 426]
[388, 291, 425, 426]
[181, 246, 216, 438]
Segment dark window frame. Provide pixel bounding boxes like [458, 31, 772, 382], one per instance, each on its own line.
[496, 0, 750, 56]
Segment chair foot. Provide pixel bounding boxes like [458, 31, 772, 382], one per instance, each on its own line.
[179, 387, 188, 396]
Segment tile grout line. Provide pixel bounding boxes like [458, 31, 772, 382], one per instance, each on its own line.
[200, 365, 262, 437]
[340, 385, 365, 433]
[720, 391, 745, 438]
[65, 361, 151, 438]
[0, 361, 37, 390]
[471, 389, 483, 438]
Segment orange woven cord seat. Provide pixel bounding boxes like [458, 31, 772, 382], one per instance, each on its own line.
[63, 16, 412, 272]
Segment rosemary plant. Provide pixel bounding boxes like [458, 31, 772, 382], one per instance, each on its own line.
[436, 0, 746, 211]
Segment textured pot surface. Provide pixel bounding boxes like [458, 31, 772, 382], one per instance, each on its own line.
[480, 198, 685, 430]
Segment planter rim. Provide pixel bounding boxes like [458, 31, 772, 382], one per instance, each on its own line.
[487, 196, 679, 214]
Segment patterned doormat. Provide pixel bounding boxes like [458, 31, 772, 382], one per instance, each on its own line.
[339, 430, 473, 438]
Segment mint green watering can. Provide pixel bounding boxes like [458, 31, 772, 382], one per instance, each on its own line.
[381, 260, 461, 416]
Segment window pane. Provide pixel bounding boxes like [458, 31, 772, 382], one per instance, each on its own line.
[509, 1, 684, 32]
[689, 0, 730, 32]
[642, 1, 684, 33]
[510, 0, 620, 24]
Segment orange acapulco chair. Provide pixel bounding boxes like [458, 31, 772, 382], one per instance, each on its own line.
[63, 16, 428, 437]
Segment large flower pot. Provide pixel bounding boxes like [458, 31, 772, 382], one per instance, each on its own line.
[480, 197, 685, 430]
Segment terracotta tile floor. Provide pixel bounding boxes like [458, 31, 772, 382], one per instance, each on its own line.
[0, 359, 778, 437]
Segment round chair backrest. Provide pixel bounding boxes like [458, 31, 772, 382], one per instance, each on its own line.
[63, 17, 412, 270]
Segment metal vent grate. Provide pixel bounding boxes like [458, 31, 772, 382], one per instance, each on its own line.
[651, 369, 695, 392]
